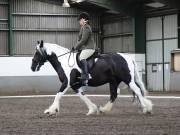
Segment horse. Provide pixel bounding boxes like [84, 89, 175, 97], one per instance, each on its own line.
[31, 40, 153, 116]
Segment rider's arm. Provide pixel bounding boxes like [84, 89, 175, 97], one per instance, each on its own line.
[75, 26, 90, 50]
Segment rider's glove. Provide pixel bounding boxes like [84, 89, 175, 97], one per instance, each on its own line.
[71, 47, 75, 52]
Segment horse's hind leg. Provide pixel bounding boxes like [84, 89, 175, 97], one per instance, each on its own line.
[99, 81, 119, 113]
[134, 68, 147, 96]
[129, 82, 153, 114]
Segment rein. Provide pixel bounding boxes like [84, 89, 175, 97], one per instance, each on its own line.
[57, 51, 72, 58]
[57, 50, 76, 67]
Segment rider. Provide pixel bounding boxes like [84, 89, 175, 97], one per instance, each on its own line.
[73, 12, 96, 86]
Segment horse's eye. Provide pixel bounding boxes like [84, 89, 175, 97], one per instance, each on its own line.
[32, 58, 38, 63]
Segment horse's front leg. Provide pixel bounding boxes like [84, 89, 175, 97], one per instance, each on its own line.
[44, 81, 69, 116]
[77, 87, 99, 115]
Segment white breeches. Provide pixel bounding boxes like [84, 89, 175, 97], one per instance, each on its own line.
[80, 49, 95, 61]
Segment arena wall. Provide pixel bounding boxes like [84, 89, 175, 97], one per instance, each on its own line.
[0, 54, 145, 95]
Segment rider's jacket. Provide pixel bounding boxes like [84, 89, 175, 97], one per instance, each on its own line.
[75, 23, 96, 50]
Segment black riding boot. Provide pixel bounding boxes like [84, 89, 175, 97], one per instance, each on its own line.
[80, 59, 89, 86]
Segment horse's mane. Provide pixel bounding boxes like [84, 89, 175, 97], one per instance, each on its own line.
[43, 43, 70, 56]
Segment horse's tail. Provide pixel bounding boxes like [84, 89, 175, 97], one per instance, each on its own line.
[132, 59, 148, 97]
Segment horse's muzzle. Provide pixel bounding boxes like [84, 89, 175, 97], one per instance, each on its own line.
[31, 65, 36, 72]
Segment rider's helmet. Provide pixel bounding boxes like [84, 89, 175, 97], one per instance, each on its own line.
[78, 12, 90, 21]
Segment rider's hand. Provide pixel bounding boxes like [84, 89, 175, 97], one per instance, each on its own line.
[71, 47, 75, 52]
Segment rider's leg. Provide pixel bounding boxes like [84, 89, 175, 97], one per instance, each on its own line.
[80, 59, 89, 85]
[80, 49, 95, 85]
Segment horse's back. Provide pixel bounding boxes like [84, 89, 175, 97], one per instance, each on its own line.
[117, 53, 136, 75]
[98, 52, 133, 69]
[91, 52, 132, 84]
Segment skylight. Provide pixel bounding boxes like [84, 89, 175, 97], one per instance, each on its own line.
[146, 2, 165, 8]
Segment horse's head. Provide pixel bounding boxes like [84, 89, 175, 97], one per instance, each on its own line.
[31, 40, 48, 72]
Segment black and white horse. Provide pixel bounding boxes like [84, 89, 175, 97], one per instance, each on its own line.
[31, 41, 153, 116]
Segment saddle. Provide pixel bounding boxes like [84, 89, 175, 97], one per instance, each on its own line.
[76, 49, 100, 71]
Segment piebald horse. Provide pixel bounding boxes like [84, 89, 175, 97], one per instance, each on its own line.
[31, 41, 153, 115]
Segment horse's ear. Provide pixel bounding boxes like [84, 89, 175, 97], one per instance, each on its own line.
[40, 40, 44, 48]
[37, 41, 40, 44]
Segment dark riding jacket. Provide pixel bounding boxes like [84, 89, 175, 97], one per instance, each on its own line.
[75, 24, 96, 50]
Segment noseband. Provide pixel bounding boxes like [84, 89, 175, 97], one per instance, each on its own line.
[32, 47, 48, 71]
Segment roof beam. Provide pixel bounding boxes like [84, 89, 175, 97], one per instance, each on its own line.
[86, 0, 136, 16]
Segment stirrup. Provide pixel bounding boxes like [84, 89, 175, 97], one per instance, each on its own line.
[82, 80, 88, 86]
[77, 74, 91, 80]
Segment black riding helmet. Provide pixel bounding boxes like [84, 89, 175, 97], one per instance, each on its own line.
[77, 12, 90, 21]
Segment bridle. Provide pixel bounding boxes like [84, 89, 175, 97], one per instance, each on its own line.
[37, 47, 76, 68]
[32, 47, 48, 71]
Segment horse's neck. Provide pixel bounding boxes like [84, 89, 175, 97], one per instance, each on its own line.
[44, 43, 69, 56]
[44, 43, 78, 73]
[47, 53, 63, 73]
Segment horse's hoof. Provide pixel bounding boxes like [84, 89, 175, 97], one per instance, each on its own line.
[44, 110, 52, 116]
[86, 106, 98, 115]
[86, 111, 93, 116]
[99, 106, 105, 113]
[145, 109, 152, 115]
[44, 109, 50, 114]
[55, 109, 58, 112]
[142, 108, 152, 114]
[86, 110, 96, 115]
[146, 111, 152, 115]
[142, 107, 153, 115]
[44, 109, 58, 116]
